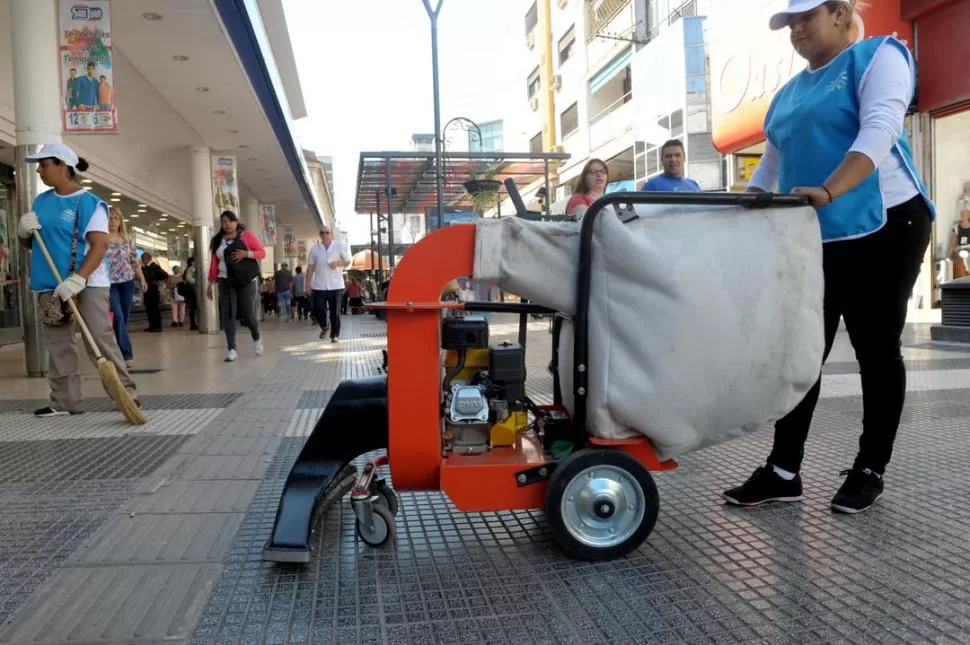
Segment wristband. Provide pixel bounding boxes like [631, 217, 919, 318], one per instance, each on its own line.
[247, 251, 254, 259]
[822, 185, 834, 204]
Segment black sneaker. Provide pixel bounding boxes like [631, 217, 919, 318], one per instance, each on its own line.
[831, 468, 884, 514]
[34, 406, 82, 417]
[723, 465, 803, 507]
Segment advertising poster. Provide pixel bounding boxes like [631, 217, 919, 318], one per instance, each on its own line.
[59, 0, 117, 133]
[211, 155, 239, 217]
[297, 240, 307, 264]
[260, 205, 277, 245]
[283, 228, 296, 256]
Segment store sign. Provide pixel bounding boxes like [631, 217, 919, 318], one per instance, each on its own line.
[58, 0, 117, 133]
[260, 205, 277, 245]
[211, 155, 240, 218]
[711, 0, 912, 153]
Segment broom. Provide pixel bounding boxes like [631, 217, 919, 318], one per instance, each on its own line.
[33, 231, 148, 425]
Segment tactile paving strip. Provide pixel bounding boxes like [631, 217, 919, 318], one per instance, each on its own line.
[192, 326, 970, 645]
[0, 408, 223, 442]
[295, 390, 335, 410]
[0, 435, 192, 483]
[0, 479, 134, 625]
[0, 392, 243, 413]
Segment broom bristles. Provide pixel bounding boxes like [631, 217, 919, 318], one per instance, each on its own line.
[97, 358, 148, 425]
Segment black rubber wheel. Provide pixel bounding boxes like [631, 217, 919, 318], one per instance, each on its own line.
[373, 480, 400, 516]
[545, 448, 659, 561]
[355, 504, 396, 547]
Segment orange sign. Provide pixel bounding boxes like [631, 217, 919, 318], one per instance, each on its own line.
[711, 0, 913, 153]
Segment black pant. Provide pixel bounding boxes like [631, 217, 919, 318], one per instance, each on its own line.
[185, 290, 198, 329]
[768, 196, 932, 475]
[218, 278, 260, 350]
[312, 289, 342, 339]
[294, 295, 310, 319]
[144, 285, 162, 331]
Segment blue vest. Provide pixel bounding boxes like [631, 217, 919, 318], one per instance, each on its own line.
[30, 190, 106, 292]
[764, 37, 935, 242]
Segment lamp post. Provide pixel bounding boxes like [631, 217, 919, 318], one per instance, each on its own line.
[421, 0, 445, 230]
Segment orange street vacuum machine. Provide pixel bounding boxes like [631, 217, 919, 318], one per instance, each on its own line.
[262, 189, 808, 563]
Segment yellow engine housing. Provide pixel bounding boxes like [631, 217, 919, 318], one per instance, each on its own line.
[444, 348, 528, 448]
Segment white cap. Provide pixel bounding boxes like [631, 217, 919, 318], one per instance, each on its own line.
[769, 0, 850, 30]
[24, 142, 80, 168]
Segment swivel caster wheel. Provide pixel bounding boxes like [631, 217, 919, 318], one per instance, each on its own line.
[355, 504, 396, 547]
[545, 448, 659, 561]
[371, 480, 400, 516]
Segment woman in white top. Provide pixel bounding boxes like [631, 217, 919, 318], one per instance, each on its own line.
[723, 0, 934, 515]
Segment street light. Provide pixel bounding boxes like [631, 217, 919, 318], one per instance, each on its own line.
[421, 0, 445, 230]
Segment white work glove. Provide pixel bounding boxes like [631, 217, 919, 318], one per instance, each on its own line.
[17, 211, 41, 239]
[54, 273, 86, 302]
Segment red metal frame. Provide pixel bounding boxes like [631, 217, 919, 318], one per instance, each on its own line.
[370, 224, 676, 512]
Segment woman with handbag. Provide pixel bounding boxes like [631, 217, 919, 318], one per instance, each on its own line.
[16, 142, 138, 417]
[206, 210, 265, 362]
[105, 206, 147, 367]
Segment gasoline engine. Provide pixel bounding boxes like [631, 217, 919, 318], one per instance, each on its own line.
[440, 316, 529, 454]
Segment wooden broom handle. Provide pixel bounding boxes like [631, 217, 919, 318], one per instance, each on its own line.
[31, 230, 105, 361]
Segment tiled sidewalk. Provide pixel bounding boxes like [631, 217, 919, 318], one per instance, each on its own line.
[0, 315, 969, 644]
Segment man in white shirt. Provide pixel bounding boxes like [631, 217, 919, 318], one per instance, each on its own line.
[305, 226, 350, 342]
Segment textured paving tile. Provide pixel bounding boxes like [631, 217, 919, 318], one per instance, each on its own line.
[180, 455, 272, 481]
[0, 408, 221, 442]
[190, 320, 970, 645]
[0, 564, 221, 644]
[0, 435, 192, 483]
[0, 392, 243, 413]
[70, 513, 245, 564]
[295, 389, 334, 410]
[126, 480, 263, 514]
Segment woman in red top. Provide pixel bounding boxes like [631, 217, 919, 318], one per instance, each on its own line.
[566, 158, 610, 217]
[205, 210, 266, 362]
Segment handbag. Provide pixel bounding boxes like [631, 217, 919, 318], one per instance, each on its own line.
[36, 198, 81, 327]
[223, 233, 260, 289]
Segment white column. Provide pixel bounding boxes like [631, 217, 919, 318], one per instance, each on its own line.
[190, 146, 219, 334]
[11, 0, 63, 376]
[242, 197, 264, 321]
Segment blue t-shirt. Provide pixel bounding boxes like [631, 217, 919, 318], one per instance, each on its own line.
[74, 75, 99, 107]
[641, 175, 702, 193]
[30, 189, 110, 292]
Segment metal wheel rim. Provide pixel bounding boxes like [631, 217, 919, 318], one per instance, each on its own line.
[560, 464, 646, 548]
[358, 512, 389, 544]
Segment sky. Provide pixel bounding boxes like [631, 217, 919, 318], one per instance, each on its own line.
[283, 0, 523, 245]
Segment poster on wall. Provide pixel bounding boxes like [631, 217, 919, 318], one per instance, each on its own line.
[58, 0, 117, 133]
[283, 228, 295, 255]
[211, 155, 239, 217]
[297, 240, 307, 264]
[260, 205, 277, 245]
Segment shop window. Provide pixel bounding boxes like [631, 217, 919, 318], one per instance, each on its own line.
[559, 26, 576, 65]
[561, 102, 579, 138]
[527, 67, 541, 100]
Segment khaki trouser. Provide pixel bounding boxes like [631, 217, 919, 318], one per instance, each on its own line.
[45, 286, 137, 412]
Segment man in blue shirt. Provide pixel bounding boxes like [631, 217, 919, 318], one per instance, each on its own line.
[641, 139, 702, 192]
[74, 62, 99, 109]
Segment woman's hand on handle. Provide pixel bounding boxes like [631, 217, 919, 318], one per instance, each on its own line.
[792, 186, 833, 209]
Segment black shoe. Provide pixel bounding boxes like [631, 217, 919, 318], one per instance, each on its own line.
[831, 468, 884, 514]
[723, 465, 803, 507]
[34, 406, 82, 417]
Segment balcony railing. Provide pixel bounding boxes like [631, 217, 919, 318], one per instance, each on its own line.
[588, 92, 633, 151]
[586, 0, 631, 42]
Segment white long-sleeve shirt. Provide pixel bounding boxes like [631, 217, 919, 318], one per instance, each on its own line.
[749, 43, 920, 208]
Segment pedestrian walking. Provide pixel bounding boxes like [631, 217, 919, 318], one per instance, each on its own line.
[206, 210, 264, 362]
[306, 226, 350, 343]
[723, 0, 935, 514]
[105, 205, 147, 367]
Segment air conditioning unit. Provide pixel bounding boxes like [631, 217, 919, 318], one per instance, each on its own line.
[552, 75, 562, 91]
[527, 31, 535, 48]
[557, 0, 567, 8]
[529, 96, 540, 112]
